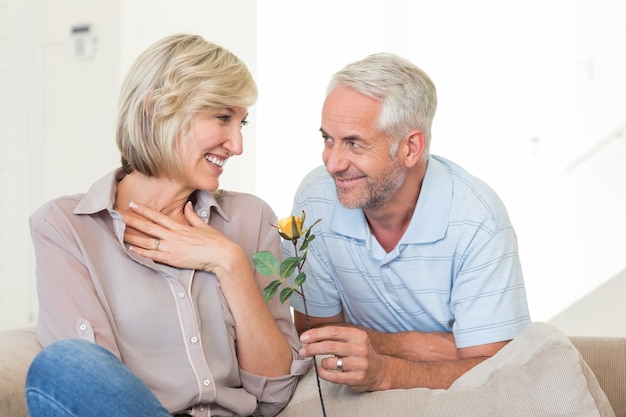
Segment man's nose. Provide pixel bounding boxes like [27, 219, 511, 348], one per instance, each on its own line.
[323, 145, 349, 174]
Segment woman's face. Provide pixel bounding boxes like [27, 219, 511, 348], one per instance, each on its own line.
[179, 106, 248, 192]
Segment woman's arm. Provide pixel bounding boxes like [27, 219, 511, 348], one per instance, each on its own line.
[29, 203, 120, 355]
[123, 201, 294, 377]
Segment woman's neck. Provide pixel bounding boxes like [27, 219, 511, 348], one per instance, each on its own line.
[115, 171, 193, 224]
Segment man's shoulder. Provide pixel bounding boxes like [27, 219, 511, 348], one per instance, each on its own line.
[431, 155, 512, 227]
[299, 165, 333, 188]
[295, 165, 335, 202]
[431, 155, 500, 198]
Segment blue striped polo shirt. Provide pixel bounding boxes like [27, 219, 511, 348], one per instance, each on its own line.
[286, 155, 530, 348]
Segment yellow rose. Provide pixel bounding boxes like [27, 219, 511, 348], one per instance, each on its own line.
[277, 214, 304, 240]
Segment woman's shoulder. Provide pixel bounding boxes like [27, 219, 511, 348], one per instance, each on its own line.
[30, 194, 85, 225]
[212, 189, 271, 207]
[211, 189, 277, 220]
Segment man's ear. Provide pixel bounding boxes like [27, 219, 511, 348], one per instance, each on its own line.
[401, 129, 426, 168]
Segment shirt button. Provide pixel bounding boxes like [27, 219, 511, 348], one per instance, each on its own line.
[199, 209, 208, 217]
[203, 379, 211, 386]
[79, 323, 87, 331]
[178, 292, 185, 298]
[190, 336, 198, 343]
[199, 406, 205, 411]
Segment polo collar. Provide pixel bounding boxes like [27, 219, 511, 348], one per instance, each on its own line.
[329, 156, 451, 244]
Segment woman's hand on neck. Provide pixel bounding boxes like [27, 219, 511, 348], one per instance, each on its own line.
[115, 171, 194, 225]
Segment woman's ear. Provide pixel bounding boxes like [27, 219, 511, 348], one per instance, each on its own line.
[401, 129, 426, 168]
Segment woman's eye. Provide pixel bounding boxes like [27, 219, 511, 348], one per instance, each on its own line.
[217, 115, 231, 122]
[240, 119, 249, 127]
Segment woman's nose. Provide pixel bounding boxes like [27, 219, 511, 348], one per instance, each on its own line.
[225, 130, 243, 156]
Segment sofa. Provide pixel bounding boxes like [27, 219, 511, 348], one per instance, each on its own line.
[1, 323, 625, 417]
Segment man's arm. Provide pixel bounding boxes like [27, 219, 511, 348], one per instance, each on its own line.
[295, 311, 509, 391]
[295, 311, 460, 362]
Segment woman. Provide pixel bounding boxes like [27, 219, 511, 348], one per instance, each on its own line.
[25, 34, 309, 417]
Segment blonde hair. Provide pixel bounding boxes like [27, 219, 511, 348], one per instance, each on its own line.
[116, 34, 257, 178]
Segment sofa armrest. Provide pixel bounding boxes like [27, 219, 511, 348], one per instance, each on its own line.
[0, 327, 41, 417]
[571, 336, 626, 417]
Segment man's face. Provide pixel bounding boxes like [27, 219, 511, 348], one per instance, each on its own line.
[321, 85, 405, 210]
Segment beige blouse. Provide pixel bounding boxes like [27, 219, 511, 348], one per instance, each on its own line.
[29, 169, 310, 417]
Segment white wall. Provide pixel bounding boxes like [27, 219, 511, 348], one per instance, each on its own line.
[1, 0, 38, 327]
[1, 0, 625, 332]
[0, 0, 121, 329]
[255, 0, 626, 325]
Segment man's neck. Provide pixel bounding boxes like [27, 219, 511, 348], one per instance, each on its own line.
[364, 161, 427, 252]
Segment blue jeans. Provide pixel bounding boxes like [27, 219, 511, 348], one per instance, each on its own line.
[25, 338, 172, 417]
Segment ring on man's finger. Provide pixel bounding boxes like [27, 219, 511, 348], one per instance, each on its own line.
[336, 356, 343, 372]
[154, 238, 160, 251]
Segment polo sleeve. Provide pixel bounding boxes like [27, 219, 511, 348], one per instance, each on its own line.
[450, 225, 531, 348]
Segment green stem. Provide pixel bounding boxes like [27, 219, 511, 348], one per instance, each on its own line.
[300, 284, 328, 417]
[293, 240, 328, 417]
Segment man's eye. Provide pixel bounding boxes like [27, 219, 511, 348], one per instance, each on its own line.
[347, 141, 360, 148]
[322, 135, 333, 144]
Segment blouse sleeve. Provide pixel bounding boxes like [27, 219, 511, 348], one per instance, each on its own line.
[218, 193, 311, 415]
[29, 200, 120, 356]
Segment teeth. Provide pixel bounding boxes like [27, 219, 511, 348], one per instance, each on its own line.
[205, 154, 225, 167]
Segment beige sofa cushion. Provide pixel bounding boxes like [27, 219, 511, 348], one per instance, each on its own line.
[0, 323, 617, 417]
[0, 327, 40, 417]
[279, 322, 616, 417]
[571, 336, 626, 417]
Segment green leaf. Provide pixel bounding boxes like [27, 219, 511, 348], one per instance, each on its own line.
[263, 280, 282, 302]
[309, 219, 322, 228]
[253, 251, 280, 276]
[294, 271, 307, 286]
[290, 217, 300, 239]
[300, 234, 316, 251]
[278, 232, 292, 241]
[279, 287, 295, 303]
[302, 219, 322, 237]
[279, 256, 300, 278]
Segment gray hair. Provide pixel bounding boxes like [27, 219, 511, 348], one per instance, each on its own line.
[116, 34, 257, 178]
[327, 53, 437, 157]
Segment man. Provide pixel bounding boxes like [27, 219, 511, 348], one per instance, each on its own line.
[287, 53, 531, 392]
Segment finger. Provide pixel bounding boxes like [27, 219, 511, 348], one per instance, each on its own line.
[317, 369, 370, 392]
[301, 325, 356, 344]
[299, 340, 349, 359]
[183, 201, 206, 227]
[128, 243, 167, 263]
[122, 210, 165, 239]
[128, 201, 182, 230]
[124, 231, 156, 250]
[320, 356, 346, 373]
